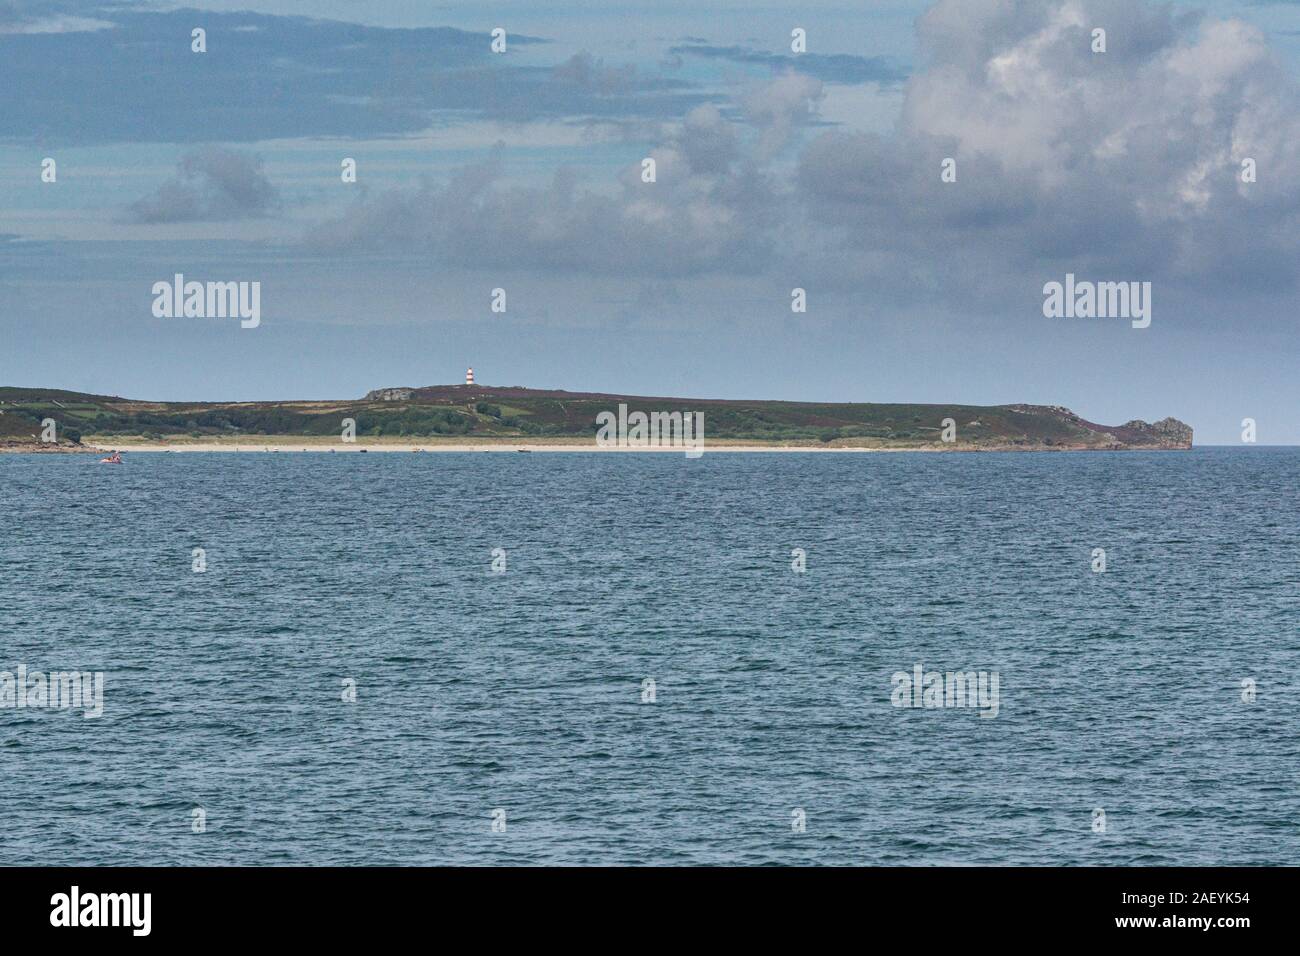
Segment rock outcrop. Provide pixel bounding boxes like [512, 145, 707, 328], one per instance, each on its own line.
[1122, 417, 1194, 447]
[364, 388, 414, 402]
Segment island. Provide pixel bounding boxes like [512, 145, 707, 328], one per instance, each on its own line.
[0, 384, 1192, 452]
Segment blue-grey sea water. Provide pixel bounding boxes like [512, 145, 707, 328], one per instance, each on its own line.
[2, 448, 1297, 866]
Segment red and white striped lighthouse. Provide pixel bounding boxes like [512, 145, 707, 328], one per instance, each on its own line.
[465, 367, 474, 386]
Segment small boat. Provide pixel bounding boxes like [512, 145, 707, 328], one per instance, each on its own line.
[99, 451, 123, 464]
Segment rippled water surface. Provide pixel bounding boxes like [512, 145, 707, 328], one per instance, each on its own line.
[2, 448, 1297, 865]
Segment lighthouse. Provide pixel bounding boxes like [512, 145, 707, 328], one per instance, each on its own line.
[465, 367, 474, 386]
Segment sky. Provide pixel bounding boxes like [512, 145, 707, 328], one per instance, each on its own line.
[1, 0, 1298, 443]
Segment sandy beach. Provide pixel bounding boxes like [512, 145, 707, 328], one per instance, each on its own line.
[80, 437, 911, 453]
[1, 437, 1165, 454]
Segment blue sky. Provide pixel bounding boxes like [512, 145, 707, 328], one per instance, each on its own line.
[2, 0, 1299, 442]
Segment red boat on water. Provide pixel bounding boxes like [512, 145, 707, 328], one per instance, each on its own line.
[99, 451, 122, 464]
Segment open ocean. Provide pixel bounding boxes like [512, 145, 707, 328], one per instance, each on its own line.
[2, 448, 1297, 866]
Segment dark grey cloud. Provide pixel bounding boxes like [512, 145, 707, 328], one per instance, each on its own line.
[125, 147, 278, 222]
[0, 7, 701, 146]
[0, 0, 118, 31]
[435, 58, 703, 125]
[675, 103, 740, 173]
[671, 42, 907, 85]
[550, 52, 641, 94]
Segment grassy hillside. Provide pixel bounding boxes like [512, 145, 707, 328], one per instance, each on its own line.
[0, 384, 1192, 450]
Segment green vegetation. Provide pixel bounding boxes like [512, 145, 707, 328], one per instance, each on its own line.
[0, 385, 1192, 450]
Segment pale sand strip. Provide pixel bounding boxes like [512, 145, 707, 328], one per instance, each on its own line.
[82, 440, 918, 454]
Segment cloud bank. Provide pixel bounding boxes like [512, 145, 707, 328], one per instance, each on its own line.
[313, 0, 1300, 312]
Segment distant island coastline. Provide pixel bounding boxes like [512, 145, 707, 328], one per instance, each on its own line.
[0, 384, 1193, 453]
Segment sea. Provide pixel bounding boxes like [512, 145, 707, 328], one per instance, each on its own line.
[2, 448, 1297, 865]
